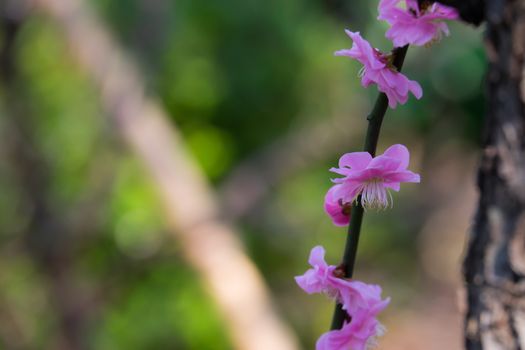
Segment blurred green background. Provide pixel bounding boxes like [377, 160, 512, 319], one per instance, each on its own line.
[0, 0, 484, 349]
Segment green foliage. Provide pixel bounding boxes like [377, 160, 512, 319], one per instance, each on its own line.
[92, 263, 230, 349]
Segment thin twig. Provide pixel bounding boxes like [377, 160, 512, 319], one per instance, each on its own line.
[331, 45, 409, 330]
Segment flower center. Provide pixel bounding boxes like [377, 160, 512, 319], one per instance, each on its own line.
[373, 48, 390, 64]
[408, 0, 432, 17]
[369, 49, 397, 72]
[357, 65, 367, 78]
[359, 178, 392, 210]
[365, 323, 387, 350]
[419, 0, 432, 13]
[339, 199, 353, 216]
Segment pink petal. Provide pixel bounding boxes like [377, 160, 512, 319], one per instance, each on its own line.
[376, 69, 421, 107]
[405, 0, 419, 11]
[340, 31, 385, 70]
[439, 22, 451, 36]
[378, 0, 458, 47]
[335, 279, 386, 312]
[316, 315, 382, 350]
[333, 49, 353, 57]
[408, 79, 423, 99]
[384, 170, 421, 183]
[384, 182, 401, 191]
[295, 246, 334, 295]
[329, 167, 351, 177]
[308, 245, 327, 267]
[367, 155, 402, 172]
[338, 152, 373, 170]
[324, 187, 351, 226]
[333, 181, 363, 203]
[385, 90, 399, 108]
[381, 70, 408, 96]
[316, 326, 363, 350]
[294, 271, 319, 294]
[377, 0, 398, 14]
[383, 144, 410, 170]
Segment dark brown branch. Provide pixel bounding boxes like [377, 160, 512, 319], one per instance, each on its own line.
[463, 0, 525, 349]
[330, 45, 409, 330]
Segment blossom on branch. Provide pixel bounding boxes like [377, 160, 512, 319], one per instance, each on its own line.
[335, 31, 422, 108]
[378, 0, 458, 47]
[295, 246, 390, 350]
[327, 144, 420, 211]
[295, 245, 340, 298]
[324, 186, 352, 226]
[316, 299, 389, 350]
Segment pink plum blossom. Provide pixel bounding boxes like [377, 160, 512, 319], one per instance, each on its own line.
[316, 299, 389, 350]
[295, 246, 389, 313]
[335, 31, 422, 108]
[296, 246, 390, 350]
[324, 186, 352, 227]
[328, 144, 420, 210]
[295, 245, 339, 299]
[378, 0, 458, 47]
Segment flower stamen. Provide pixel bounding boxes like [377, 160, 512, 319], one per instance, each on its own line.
[357, 66, 367, 78]
[359, 178, 393, 210]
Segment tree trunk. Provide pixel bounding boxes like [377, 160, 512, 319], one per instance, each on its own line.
[461, 0, 525, 349]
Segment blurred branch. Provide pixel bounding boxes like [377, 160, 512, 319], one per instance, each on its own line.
[29, 0, 300, 349]
[0, 287, 29, 350]
[330, 45, 409, 330]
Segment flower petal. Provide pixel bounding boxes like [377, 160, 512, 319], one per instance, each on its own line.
[308, 245, 327, 268]
[382, 144, 410, 170]
[332, 181, 363, 203]
[384, 182, 400, 191]
[384, 170, 421, 183]
[367, 155, 402, 172]
[338, 30, 386, 70]
[338, 152, 373, 169]
[324, 187, 351, 226]
[408, 79, 423, 99]
[378, 0, 458, 47]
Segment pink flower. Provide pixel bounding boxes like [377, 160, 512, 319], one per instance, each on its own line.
[296, 246, 390, 350]
[378, 0, 458, 47]
[295, 246, 339, 298]
[335, 31, 422, 108]
[316, 299, 389, 350]
[328, 144, 420, 210]
[295, 246, 389, 313]
[324, 187, 352, 226]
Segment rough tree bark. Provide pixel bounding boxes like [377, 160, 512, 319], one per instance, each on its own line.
[464, 0, 525, 348]
[433, 0, 525, 348]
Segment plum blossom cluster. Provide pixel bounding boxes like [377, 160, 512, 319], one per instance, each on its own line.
[335, 31, 422, 109]
[325, 144, 420, 226]
[378, 0, 459, 47]
[295, 247, 390, 350]
[335, 0, 457, 108]
[297, 1, 457, 349]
